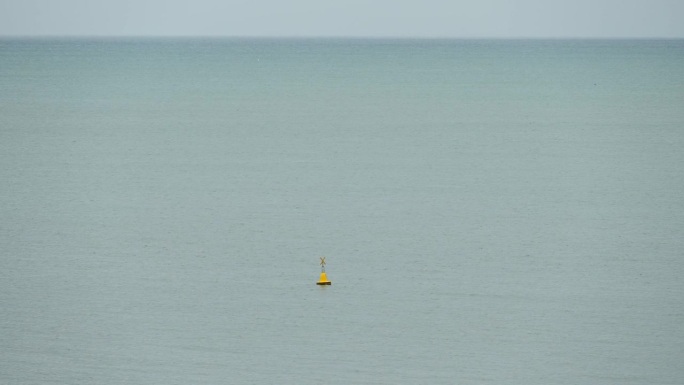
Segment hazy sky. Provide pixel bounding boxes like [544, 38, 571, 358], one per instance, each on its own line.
[1, 0, 683, 38]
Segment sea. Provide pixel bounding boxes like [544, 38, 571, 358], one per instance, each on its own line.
[1, 38, 683, 384]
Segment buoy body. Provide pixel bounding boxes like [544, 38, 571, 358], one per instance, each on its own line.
[316, 272, 331, 285]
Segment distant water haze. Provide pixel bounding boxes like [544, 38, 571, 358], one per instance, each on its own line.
[1, 38, 683, 384]
[1, 1, 684, 37]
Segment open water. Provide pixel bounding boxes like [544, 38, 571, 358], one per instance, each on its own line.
[1, 38, 683, 384]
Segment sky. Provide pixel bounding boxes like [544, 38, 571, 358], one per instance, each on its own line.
[1, 0, 683, 38]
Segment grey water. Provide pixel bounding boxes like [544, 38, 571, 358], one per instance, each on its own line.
[1, 38, 683, 384]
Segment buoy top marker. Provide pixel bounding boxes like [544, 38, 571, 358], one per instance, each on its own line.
[316, 257, 331, 285]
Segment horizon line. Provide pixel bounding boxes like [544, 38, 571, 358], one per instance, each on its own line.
[2, 34, 683, 40]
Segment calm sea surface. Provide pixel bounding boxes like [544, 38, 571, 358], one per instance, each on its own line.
[1, 38, 683, 384]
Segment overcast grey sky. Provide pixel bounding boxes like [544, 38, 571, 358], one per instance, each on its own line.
[1, 0, 683, 38]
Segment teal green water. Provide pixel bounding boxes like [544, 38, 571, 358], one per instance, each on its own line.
[1, 38, 684, 384]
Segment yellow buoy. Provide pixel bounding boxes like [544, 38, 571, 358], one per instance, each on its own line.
[317, 271, 331, 285]
[316, 257, 331, 285]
